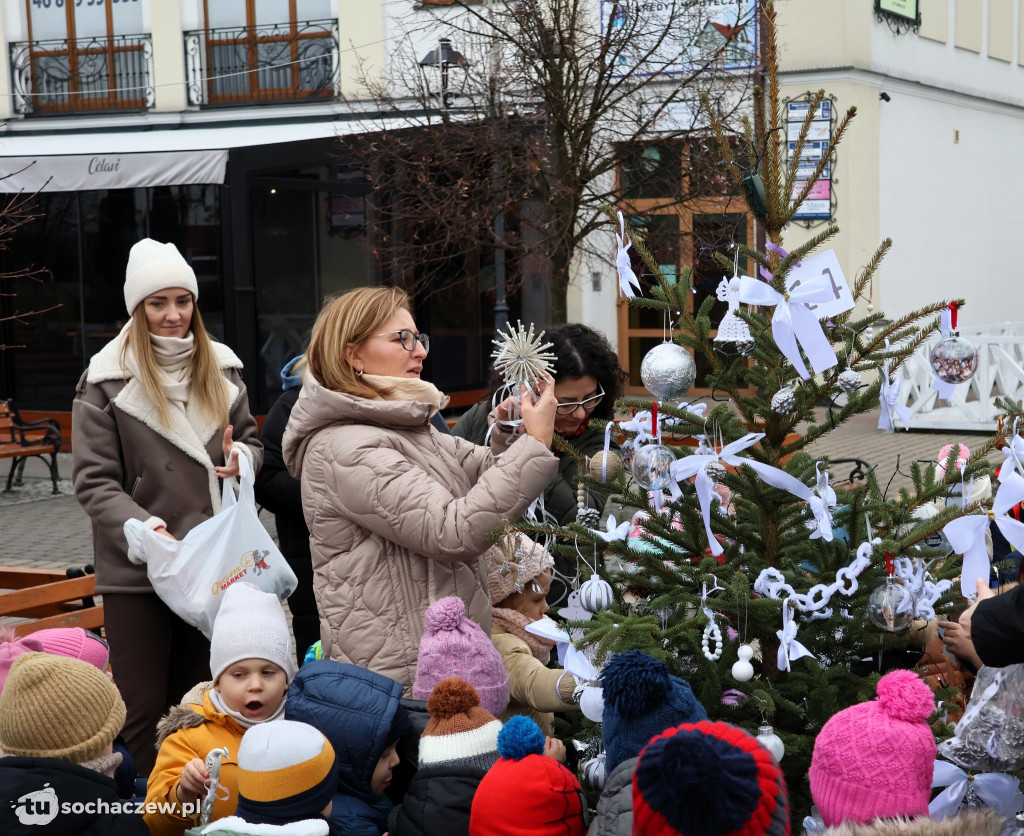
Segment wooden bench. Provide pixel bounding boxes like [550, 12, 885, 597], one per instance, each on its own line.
[0, 399, 62, 494]
[0, 566, 103, 638]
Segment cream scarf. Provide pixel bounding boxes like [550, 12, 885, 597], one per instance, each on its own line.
[492, 607, 555, 664]
[361, 373, 450, 417]
[208, 690, 287, 730]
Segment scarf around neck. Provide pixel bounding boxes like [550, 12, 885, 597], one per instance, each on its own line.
[492, 607, 554, 664]
[118, 319, 195, 409]
[208, 690, 287, 730]
[361, 373, 450, 418]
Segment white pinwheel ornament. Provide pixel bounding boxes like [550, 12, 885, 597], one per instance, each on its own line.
[944, 469, 1024, 599]
[669, 432, 811, 557]
[615, 211, 641, 299]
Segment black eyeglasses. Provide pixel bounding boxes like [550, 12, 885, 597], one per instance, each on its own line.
[554, 387, 605, 416]
[374, 329, 430, 353]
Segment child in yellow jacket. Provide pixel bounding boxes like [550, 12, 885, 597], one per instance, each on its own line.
[486, 534, 581, 738]
[144, 582, 296, 836]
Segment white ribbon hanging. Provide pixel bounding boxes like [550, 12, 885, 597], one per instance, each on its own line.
[894, 557, 952, 622]
[596, 514, 630, 543]
[737, 274, 838, 380]
[615, 211, 641, 299]
[601, 423, 614, 481]
[929, 760, 1024, 821]
[807, 462, 837, 542]
[776, 600, 815, 672]
[944, 469, 1024, 598]
[1000, 418, 1024, 479]
[930, 307, 958, 402]
[700, 576, 723, 623]
[878, 342, 912, 432]
[619, 411, 657, 445]
[670, 432, 811, 557]
[755, 537, 878, 620]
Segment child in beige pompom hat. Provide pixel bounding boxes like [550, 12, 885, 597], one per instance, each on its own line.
[485, 533, 582, 740]
[0, 652, 149, 834]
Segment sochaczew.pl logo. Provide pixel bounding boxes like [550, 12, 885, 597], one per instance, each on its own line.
[11, 784, 198, 825]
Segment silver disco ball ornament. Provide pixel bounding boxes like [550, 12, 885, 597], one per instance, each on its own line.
[837, 368, 862, 395]
[866, 577, 915, 632]
[630, 443, 675, 490]
[771, 388, 796, 415]
[640, 342, 696, 401]
[930, 332, 979, 384]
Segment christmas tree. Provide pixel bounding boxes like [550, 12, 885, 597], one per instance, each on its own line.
[510, 1, 1016, 817]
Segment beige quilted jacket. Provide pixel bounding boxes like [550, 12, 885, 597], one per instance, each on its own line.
[282, 374, 558, 694]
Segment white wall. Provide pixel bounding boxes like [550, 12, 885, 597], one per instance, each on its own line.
[877, 82, 1024, 325]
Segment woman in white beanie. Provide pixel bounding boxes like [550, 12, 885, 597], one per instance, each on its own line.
[71, 238, 262, 776]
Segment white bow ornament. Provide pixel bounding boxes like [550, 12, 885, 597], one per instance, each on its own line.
[737, 273, 838, 380]
[776, 600, 815, 672]
[807, 462, 837, 542]
[878, 343, 911, 432]
[596, 514, 630, 543]
[670, 433, 811, 556]
[929, 759, 1024, 821]
[944, 470, 1024, 598]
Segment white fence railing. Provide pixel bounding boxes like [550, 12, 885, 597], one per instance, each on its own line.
[895, 322, 1024, 431]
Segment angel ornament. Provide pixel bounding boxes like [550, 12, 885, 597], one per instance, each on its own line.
[713, 276, 754, 355]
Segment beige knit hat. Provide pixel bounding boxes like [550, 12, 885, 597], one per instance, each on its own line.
[0, 652, 126, 763]
[486, 533, 555, 605]
[124, 237, 199, 315]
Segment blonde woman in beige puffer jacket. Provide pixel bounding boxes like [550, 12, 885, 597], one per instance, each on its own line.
[282, 287, 558, 695]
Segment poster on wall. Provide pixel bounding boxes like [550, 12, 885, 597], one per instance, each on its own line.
[600, 0, 758, 77]
[787, 100, 833, 221]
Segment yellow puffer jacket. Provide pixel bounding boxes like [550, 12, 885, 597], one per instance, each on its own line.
[144, 682, 246, 836]
[492, 625, 579, 736]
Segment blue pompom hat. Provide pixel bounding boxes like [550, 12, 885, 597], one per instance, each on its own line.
[600, 651, 707, 773]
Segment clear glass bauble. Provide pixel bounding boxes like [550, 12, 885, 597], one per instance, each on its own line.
[866, 577, 915, 632]
[756, 724, 785, 761]
[640, 342, 696, 401]
[630, 443, 676, 490]
[930, 332, 979, 384]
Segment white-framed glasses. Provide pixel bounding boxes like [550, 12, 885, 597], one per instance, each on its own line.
[554, 386, 605, 416]
[374, 329, 430, 353]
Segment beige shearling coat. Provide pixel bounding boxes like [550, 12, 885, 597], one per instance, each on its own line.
[492, 626, 578, 736]
[72, 337, 262, 594]
[281, 374, 558, 693]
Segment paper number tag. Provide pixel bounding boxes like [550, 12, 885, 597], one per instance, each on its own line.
[785, 249, 855, 319]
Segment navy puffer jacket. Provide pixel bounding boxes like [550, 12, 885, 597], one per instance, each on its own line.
[286, 660, 413, 836]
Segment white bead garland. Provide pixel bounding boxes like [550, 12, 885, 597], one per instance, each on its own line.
[701, 621, 723, 661]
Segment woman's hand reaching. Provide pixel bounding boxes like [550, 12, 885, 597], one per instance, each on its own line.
[520, 375, 557, 448]
[214, 425, 240, 479]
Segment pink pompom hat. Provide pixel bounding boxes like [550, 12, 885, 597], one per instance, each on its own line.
[31, 627, 109, 672]
[0, 627, 45, 694]
[809, 669, 937, 827]
[413, 597, 510, 716]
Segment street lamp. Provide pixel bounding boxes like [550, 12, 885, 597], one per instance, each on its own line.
[419, 38, 468, 109]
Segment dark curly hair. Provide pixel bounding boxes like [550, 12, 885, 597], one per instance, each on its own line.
[545, 323, 627, 421]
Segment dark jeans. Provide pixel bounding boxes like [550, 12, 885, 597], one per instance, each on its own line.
[104, 592, 211, 775]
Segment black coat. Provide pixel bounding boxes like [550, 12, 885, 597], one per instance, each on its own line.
[972, 584, 1024, 667]
[388, 761, 491, 836]
[0, 757, 150, 836]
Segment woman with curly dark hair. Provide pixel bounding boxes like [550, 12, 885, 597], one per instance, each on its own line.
[454, 323, 627, 526]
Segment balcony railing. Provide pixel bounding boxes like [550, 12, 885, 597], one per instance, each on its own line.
[10, 34, 154, 116]
[184, 19, 339, 107]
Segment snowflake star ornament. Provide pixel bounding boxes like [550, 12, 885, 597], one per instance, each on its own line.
[615, 210, 641, 299]
[491, 321, 556, 393]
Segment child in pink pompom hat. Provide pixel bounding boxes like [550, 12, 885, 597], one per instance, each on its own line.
[810, 669, 937, 827]
[0, 627, 45, 694]
[32, 627, 110, 671]
[413, 596, 511, 716]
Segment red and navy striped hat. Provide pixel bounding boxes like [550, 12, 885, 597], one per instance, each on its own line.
[632, 720, 790, 836]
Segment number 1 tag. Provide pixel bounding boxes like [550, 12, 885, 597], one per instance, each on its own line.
[785, 249, 855, 319]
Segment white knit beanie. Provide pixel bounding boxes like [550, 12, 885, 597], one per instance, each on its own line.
[123, 238, 199, 315]
[210, 582, 296, 684]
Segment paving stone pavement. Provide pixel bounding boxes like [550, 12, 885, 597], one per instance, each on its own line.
[0, 409, 999, 577]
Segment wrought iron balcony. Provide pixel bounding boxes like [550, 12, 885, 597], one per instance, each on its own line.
[9, 34, 153, 116]
[184, 19, 339, 107]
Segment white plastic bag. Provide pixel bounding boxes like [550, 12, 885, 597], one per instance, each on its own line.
[124, 453, 297, 639]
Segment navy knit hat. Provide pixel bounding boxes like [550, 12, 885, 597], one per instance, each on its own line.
[632, 721, 790, 836]
[601, 651, 707, 773]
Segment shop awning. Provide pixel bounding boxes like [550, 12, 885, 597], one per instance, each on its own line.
[0, 118, 391, 193]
